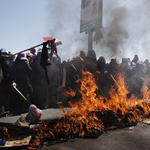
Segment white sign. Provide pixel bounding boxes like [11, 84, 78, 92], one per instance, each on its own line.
[80, 0, 102, 33]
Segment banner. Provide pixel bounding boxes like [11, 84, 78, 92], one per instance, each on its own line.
[80, 0, 102, 33]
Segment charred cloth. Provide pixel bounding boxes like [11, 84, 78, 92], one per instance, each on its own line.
[0, 104, 149, 150]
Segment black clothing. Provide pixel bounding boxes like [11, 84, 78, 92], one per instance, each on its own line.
[9, 57, 33, 114]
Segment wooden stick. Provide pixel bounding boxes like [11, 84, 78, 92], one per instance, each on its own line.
[11, 39, 62, 57]
[71, 64, 77, 71]
[14, 87, 31, 105]
[2, 43, 44, 60]
[110, 74, 121, 88]
[140, 77, 150, 86]
[97, 84, 105, 97]
[71, 64, 87, 90]
[141, 99, 150, 104]
[11, 43, 44, 57]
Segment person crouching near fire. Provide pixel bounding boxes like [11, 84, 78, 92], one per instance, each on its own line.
[26, 104, 43, 124]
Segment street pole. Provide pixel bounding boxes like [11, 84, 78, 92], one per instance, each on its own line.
[88, 30, 93, 51]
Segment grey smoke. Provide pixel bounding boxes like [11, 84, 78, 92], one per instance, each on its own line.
[100, 7, 129, 60]
[45, 0, 150, 63]
[46, 0, 87, 61]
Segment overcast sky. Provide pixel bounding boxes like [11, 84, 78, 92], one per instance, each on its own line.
[1, 0, 150, 62]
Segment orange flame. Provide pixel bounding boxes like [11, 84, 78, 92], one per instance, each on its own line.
[2, 127, 10, 138]
[54, 70, 150, 137]
[3, 70, 150, 150]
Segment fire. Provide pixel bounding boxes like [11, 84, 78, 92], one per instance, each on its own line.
[54, 70, 150, 137]
[27, 127, 56, 149]
[2, 127, 10, 138]
[63, 87, 76, 97]
[54, 71, 104, 137]
[2, 70, 150, 150]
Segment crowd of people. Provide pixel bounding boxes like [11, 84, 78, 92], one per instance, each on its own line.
[0, 45, 150, 116]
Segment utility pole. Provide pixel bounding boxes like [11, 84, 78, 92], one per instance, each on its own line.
[88, 30, 93, 51]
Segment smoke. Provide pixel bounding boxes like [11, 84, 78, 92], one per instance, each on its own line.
[45, 0, 87, 61]
[98, 7, 129, 61]
[92, 0, 150, 97]
[45, 0, 150, 63]
[93, 0, 150, 63]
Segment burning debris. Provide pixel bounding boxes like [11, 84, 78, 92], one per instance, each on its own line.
[1, 69, 150, 149]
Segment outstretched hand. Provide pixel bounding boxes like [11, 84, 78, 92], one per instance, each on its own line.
[12, 82, 17, 88]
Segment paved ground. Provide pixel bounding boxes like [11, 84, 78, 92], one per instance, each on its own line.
[1, 108, 150, 150]
[38, 122, 150, 150]
[0, 108, 64, 124]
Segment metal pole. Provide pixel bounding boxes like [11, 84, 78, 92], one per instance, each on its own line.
[88, 30, 93, 51]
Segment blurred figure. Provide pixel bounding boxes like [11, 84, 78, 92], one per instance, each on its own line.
[27, 104, 43, 124]
[9, 52, 33, 115]
[106, 56, 119, 75]
[26, 52, 33, 64]
[0, 48, 13, 114]
[131, 55, 139, 66]
[86, 49, 98, 75]
[87, 49, 97, 63]
[96, 56, 106, 74]
[30, 48, 36, 59]
[30, 49, 49, 109]
[79, 50, 86, 60]
[144, 59, 150, 74]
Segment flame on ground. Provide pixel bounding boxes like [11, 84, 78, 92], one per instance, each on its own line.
[54, 70, 150, 136]
[2, 70, 150, 149]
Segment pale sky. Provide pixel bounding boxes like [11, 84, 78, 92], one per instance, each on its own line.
[1, 0, 150, 62]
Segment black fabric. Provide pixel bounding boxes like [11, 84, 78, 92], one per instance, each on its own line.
[132, 55, 139, 64]
[9, 58, 33, 114]
[87, 50, 97, 63]
[40, 42, 50, 84]
[96, 56, 106, 74]
[0, 52, 12, 113]
[30, 52, 49, 109]
[0, 123, 34, 139]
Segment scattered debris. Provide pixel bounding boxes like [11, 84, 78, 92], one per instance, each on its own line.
[103, 131, 109, 136]
[129, 126, 134, 131]
[143, 119, 150, 125]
